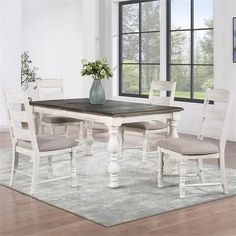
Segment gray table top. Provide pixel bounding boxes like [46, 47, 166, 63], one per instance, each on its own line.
[30, 98, 184, 117]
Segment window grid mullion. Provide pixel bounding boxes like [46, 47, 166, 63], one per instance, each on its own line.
[190, 0, 194, 100]
[119, 3, 123, 97]
[139, 2, 142, 95]
[166, 0, 171, 83]
[170, 27, 213, 32]
[122, 30, 160, 35]
[170, 63, 213, 66]
[122, 62, 160, 65]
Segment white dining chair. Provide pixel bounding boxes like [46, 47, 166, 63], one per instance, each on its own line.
[157, 89, 233, 198]
[37, 79, 84, 139]
[3, 90, 80, 195]
[121, 81, 176, 162]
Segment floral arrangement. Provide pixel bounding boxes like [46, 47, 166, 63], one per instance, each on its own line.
[21, 51, 41, 91]
[81, 59, 113, 80]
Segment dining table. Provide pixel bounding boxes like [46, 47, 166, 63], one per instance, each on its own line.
[30, 98, 184, 189]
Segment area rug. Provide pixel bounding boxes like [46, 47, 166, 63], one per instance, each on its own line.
[0, 143, 236, 227]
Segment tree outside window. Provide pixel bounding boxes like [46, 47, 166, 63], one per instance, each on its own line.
[119, 0, 160, 97]
[167, 0, 214, 102]
[119, 0, 213, 102]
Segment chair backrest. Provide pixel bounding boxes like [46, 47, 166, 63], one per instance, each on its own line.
[148, 81, 176, 106]
[37, 79, 64, 100]
[3, 90, 39, 152]
[198, 89, 233, 149]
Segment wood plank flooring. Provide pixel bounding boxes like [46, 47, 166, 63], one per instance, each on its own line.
[0, 130, 236, 236]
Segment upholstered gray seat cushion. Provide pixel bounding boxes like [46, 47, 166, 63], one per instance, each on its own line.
[42, 115, 80, 124]
[157, 138, 219, 155]
[123, 121, 167, 130]
[18, 135, 78, 152]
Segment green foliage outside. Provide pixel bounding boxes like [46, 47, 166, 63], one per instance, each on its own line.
[121, 1, 213, 100]
[175, 91, 204, 99]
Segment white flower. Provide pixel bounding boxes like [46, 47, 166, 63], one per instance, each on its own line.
[81, 59, 87, 65]
[100, 69, 106, 76]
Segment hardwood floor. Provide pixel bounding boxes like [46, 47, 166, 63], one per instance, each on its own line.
[0, 130, 236, 236]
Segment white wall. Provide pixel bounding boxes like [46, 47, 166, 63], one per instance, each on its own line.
[21, 0, 84, 100]
[0, 0, 21, 130]
[21, 0, 103, 99]
[108, 0, 236, 141]
[0, 0, 101, 128]
[214, 0, 236, 139]
[82, 0, 101, 98]
[1, 0, 235, 141]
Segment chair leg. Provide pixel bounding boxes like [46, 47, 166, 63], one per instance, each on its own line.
[197, 159, 205, 183]
[79, 121, 84, 147]
[39, 123, 44, 135]
[65, 125, 70, 137]
[30, 155, 40, 195]
[166, 119, 170, 137]
[85, 121, 94, 156]
[47, 156, 53, 179]
[50, 125, 55, 135]
[119, 128, 124, 158]
[77, 121, 85, 153]
[142, 132, 148, 163]
[157, 148, 164, 188]
[219, 153, 228, 194]
[10, 145, 19, 187]
[70, 152, 78, 187]
[179, 158, 186, 199]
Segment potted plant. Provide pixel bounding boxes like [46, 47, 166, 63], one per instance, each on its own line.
[21, 51, 41, 92]
[81, 59, 113, 104]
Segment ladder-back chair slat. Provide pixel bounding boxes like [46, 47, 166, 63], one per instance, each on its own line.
[204, 108, 225, 122]
[199, 89, 233, 146]
[13, 127, 32, 141]
[9, 110, 29, 123]
[37, 79, 63, 88]
[207, 89, 232, 103]
[149, 81, 176, 106]
[149, 96, 172, 106]
[202, 127, 222, 140]
[5, 92, 26, 104]
[37, 79, 64, 100]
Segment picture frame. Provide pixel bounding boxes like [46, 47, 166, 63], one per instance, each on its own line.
[234, 17, 236, 63]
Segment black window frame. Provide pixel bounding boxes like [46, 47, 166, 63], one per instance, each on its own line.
[167, 0, 214, 103]
[119, 0, 160, 98]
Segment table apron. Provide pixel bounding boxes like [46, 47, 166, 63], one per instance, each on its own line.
[32, 106, 179, 126]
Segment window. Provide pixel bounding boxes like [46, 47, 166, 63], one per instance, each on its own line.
[167, 0, 214, 102]
[119, 0, 160, 97]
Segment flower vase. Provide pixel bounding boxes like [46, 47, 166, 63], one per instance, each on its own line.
[89, 79, 105, 104]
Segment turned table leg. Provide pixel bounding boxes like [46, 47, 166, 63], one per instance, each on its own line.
[107, 126, 120, 188]
[168, 114, 179, 139]
[85, 120, 94, 156]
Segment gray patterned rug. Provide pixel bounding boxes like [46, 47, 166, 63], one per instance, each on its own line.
[0, 142, 236, 227]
